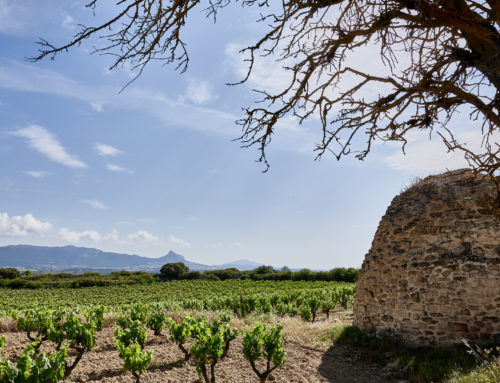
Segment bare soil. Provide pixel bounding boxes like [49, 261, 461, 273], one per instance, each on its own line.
[1, 313, 394, 383]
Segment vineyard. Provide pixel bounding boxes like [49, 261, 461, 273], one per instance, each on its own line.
[0, 280, 355, 316]
[0, 280, 363, 382]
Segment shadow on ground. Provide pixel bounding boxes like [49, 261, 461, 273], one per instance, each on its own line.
[318, 345, 396, 383]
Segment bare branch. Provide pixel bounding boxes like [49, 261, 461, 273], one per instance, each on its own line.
[31, 0, 500, 177]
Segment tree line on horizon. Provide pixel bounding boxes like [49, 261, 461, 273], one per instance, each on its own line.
[0, 264, 358, 289]
[159, 263, 358, 283]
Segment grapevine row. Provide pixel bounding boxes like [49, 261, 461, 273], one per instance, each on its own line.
[1, 305, 285, 383]
[0, 280, 355, 320]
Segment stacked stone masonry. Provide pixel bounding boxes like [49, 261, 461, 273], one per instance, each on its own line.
[353, 170, 500, 346]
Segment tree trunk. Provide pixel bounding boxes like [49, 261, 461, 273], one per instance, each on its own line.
[210, 363, 216, 383]
[240, 294, 244, 318]
[179, 344, 190, 361]
[64, 347, 86, 378]
[200, 365, 210, 383]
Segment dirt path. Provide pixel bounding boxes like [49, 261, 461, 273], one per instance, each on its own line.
[1, 326, 394, 383]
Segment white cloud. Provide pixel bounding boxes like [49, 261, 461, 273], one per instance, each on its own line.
[24, 170, 51, 178]
[94, 143, 123, 157]
[61, 15, 75, 30]
[223, 44, 325, 155]
[58, 227, 102, 243]
[106, 163, 134, 174]
[128, 230, 159, 243]
[0, 212, 52, 237]
[224, 43, 293, 94]
[81, 200, 108, 210]
[90, 102, 104, 112]
[0, 211, 165, 249]
[58, 227, 120, 244]
[380, 125, 498, 176]
[225, 32, 401, 103]
[169, 235, 191, 249]
[179, 79, 216, 105]
[11, 125, 87, 169]
[105, 229, 119, 241]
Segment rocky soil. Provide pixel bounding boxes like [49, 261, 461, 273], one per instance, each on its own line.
[1, 318, 395, 383]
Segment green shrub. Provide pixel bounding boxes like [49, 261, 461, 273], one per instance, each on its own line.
[300, 306, 311, 322]
[116, 340, 152, 383]
[0, 341, 67, 383]
[166, 316, 197, 361]
[0, 268, 20, 280]
[448, 357, 500, 383]
[190, 325, 226, 383]
[242, 323, 285, 383]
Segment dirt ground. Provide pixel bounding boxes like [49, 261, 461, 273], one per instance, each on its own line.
[1, 313, 397, 383]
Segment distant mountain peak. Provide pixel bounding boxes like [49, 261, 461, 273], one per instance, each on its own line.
[161, 250, 186, 262]
[0, 245, 262, 272]
[220, 259, 261, 267]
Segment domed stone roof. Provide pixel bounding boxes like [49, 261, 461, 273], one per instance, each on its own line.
[353, 169, 500, 345]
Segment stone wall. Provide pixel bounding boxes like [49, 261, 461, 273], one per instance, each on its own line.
[353, 170, 500, 346]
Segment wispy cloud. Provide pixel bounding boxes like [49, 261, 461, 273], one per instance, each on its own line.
[81, 200, 108, 210]
[0, 0, 69, 37]
[0, 0, 30, 36]
[380, 125, 496, 176]
[58, 228, 121, 244]
[179, 78, 216, 105]
[106, 229, 119, 241]
[24, 170, 51, 178]
[11, 125, 87, 169]
[224, 43, 293, 95]
[61, 15, 75, 30]
[94, 143, 123, 157]
[106, 163, 134, 174]
[128, 230, 159, 243]
[169, 235, 191, 249]
[0, 60, 237, 136]
[0, 212, 52, 237]
[58, 227, 102, 243]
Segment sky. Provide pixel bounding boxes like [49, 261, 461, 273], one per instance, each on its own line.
[0, 0, 484, 269]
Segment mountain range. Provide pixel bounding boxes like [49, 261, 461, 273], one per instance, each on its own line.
[0, 245, 263, 273]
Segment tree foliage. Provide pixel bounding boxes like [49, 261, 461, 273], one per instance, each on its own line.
[160, 262, 189, 280]
[30, 0, 500, 180]
[242, 322, 285, 383]
[0, 268, 21, 280]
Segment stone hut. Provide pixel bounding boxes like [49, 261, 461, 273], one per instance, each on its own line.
[353, 170, 500, 346]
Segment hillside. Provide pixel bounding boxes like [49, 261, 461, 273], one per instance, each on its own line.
[0, 245, 262, 273]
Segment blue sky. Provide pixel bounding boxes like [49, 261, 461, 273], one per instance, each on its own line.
[0, 0, 481, 269]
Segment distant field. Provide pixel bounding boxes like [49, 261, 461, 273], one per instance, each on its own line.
[0, 280, 355, 315]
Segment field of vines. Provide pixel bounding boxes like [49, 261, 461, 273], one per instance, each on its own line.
[0, 280, 356, 382]
[0, 280, 355, 317]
